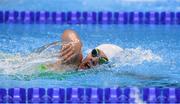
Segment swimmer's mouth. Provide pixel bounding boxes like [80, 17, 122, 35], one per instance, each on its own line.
[85, 62, 91, 68]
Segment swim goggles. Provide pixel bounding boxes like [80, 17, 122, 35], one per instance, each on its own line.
[91, 49, 109, 65]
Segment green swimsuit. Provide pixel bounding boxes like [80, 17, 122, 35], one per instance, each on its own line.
[37, 64, 48, 71]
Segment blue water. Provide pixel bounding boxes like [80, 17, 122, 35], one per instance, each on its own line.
[0, 0, 180, 12]
[0, 24, 179, 88]
[0, 0, 180, 88]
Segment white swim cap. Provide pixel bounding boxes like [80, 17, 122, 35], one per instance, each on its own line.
[96, 44, 123, 59]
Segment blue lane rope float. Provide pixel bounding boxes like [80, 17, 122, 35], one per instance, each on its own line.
[0, 11, 180, 24]
[114, 12, 128, 24]
[47, 88, 65, 103]
[8, 88, 26, 103]
[52, 12, 66, 24]
[85, 88, 104, 103]
[98, 11, 113, 24]
[0, 88, 6, 103]
[20, 11, 35, 24]
[129, 12, 144, 24]
[160, 12, 175, 24]
[104, 87, 122, 103]
[28, 88, 46, 103]
[145, 12, 159, 24]
[35, 11, 50, 24]
[142, 87, 162, 103]
[66, 88, 84, 103]
[0, 88, 180, 103]
[4, 11, 19, 23]
[82, 12, 97, 24]
[67, 11, 81, 24]
[176, 12, 180, 24]
[0, 11, 3, 23]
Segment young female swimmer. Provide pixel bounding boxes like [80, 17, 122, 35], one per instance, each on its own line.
[38, 29, 123, 71]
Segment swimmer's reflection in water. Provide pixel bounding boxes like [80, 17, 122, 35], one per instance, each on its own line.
[38, 30, 122, 71]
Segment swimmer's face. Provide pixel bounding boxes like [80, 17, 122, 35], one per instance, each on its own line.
[79, 49, 108, 69]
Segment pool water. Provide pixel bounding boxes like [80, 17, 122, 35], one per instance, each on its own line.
[0, 24, 179, 88]
[0, 0, 180, 12]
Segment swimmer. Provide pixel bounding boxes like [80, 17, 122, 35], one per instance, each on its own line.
[38, 29, 123, 71]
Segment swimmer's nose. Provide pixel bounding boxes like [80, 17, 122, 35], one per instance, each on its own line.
[90, 58, 98, 66]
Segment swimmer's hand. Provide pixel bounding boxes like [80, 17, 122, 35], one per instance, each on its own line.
[60, 42, 81, 64]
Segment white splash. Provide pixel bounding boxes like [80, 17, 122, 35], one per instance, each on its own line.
[112, 47, 162, 66]
[0, 49, 59, 75]
[0, 45, 162, 75]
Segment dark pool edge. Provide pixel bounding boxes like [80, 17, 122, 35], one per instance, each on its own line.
[0, 87, 180, 103]
[0, 11, 180, 25]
